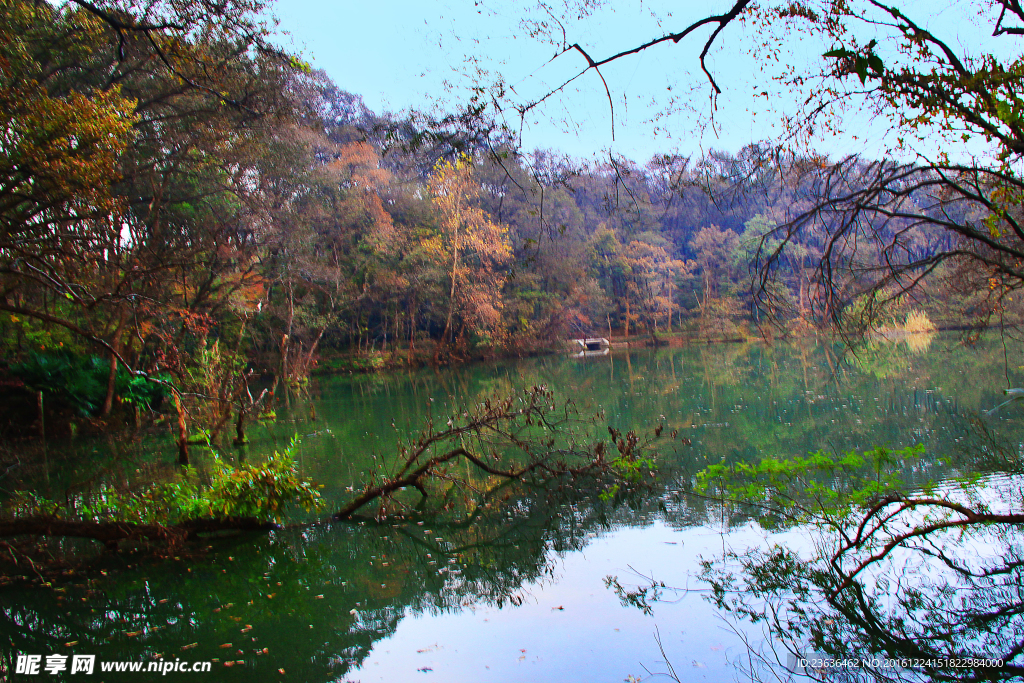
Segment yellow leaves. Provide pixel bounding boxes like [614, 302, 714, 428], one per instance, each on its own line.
[984, 210, 1007, 239]
[426, 155, 512, 336]
[289, 55, 311, 73]
[428, 155, 511, 267]
[2, 76, 138, 221]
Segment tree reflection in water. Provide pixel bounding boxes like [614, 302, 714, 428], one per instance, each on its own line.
[0, 476, 628, 682]
[662, 438, 1024, 682]
[4, 337, 1024, 681]
[698, 491, 1024, 682]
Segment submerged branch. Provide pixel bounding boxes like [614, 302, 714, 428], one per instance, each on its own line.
[334, 386, 656, 522]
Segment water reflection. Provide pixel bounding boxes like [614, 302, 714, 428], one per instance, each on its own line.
[4, 334, 1024, 681]
[0, 476, 641, 681]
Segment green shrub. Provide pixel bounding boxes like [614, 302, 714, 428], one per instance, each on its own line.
[200, 440, 324, 522]
[4, 438, 323, 526]
[10, 351, 166, 415]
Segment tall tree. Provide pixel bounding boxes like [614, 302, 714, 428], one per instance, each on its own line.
[0, 0, 307, 443]
[427, 155, 512, 357]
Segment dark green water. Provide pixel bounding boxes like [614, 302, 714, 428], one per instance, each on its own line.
[3, 334, 1022, 682]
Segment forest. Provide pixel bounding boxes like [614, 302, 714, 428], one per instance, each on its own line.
[4, 0, 1019, 446]
[2, 0, 1024, 680]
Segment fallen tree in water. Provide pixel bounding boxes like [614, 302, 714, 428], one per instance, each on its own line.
[334, 385, 660, 520]
[0, 387, 661, 575]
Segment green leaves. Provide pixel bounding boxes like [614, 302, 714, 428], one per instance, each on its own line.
[202, 438, 325, 523]
[10, 351, 166, 416]
[2, 437, 324, 527]
[695, 444, 927, 527]
[823, 40, 884, 85]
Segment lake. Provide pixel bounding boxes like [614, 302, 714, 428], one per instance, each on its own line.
[2, 333, 1021, 681]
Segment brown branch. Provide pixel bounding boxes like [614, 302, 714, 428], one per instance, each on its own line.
[331, 387, 615, 521]
[567, 0, 751, 94]
[512, 0, 750, 129]
[829, 497, 1024, 597]
[568, 44, 617, 139]
[332, 446, 582, 520]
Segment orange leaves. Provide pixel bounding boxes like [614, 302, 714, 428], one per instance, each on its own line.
[427, 155, 512, 339]
[328, 141, 389, 188]
[1, 0, 138, 218]
[320, 141, 397, 254]
[223, 274, 267, 314]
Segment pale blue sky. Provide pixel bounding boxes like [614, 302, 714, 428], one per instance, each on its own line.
[269, 0, 808, 160]
[269, 0, 1010, 163]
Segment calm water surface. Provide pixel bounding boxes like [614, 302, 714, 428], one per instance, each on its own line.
[3, 334, 1022, 682]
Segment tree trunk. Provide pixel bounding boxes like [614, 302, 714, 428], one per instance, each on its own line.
[667, 272, 674, 331]
[282, 282, 293, 384]
[101, 312, 127, 416]
[408, 296, 417, 363]
[0, 516, 282, 550]
[37, 390, 45, 441]
[234, 408, 246, 445]
[437, 231, 461, 359]
[173, 392, 189, 466]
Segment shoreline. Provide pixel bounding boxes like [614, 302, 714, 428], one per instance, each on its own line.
[309, 322, 987, 378]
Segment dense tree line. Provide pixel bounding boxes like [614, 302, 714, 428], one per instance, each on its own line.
[0, 0, 1007, 448]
